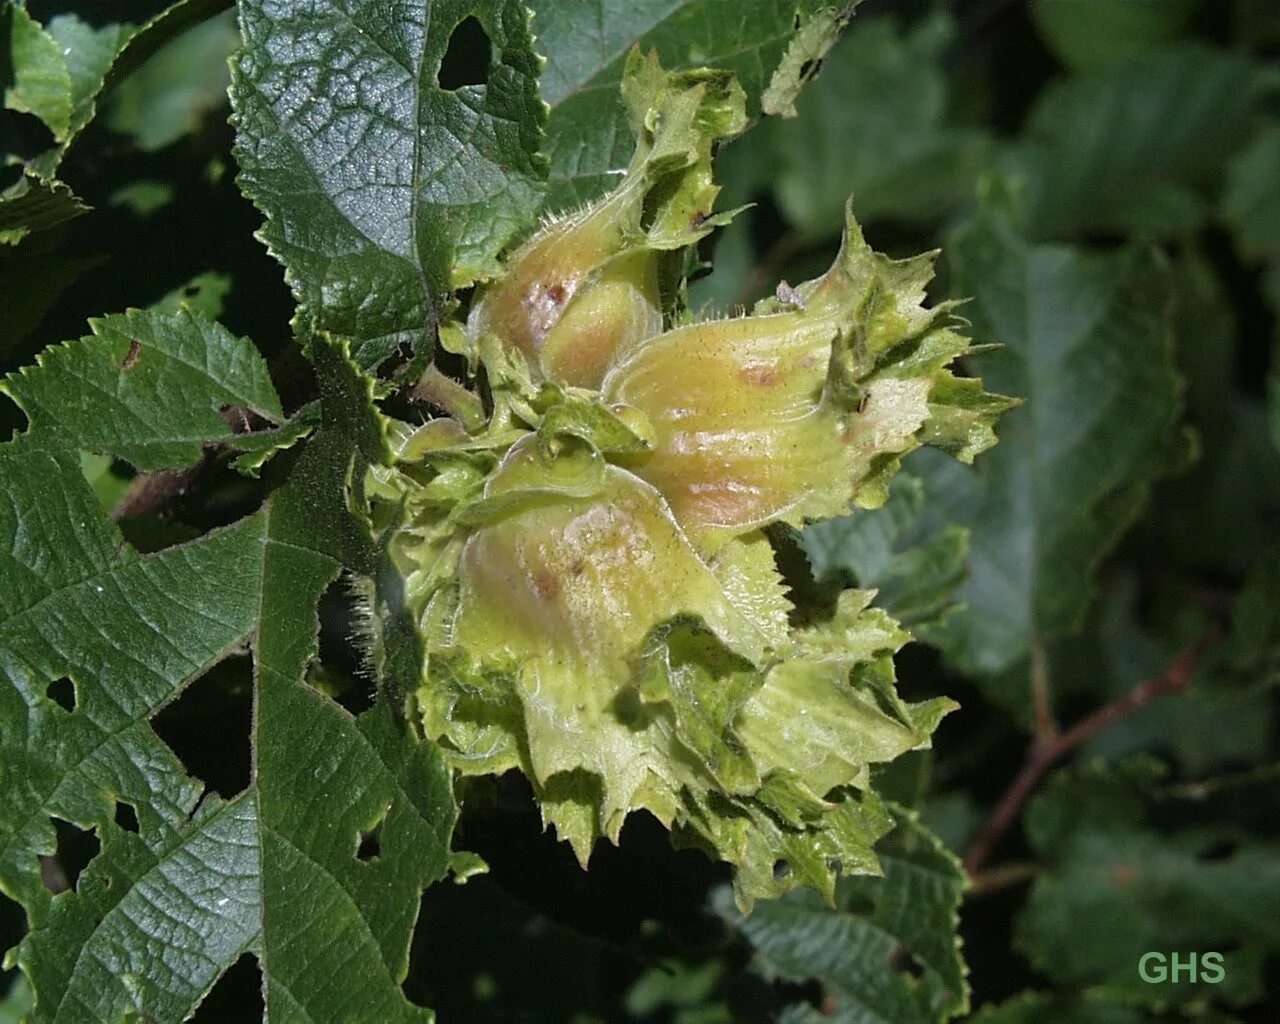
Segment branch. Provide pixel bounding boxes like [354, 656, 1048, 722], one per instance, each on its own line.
[111, 464, 205, 521]
[962, 629, 1219, 877]
[110, 405, 257, 522]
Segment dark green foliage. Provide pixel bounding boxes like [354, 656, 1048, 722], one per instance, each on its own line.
[2, 1, 1278, 1021]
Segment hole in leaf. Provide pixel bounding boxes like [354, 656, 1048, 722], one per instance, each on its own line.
[152, 656, 253, 798]
[313, 576, 374, 716]
[377, 340, 418, 383]
[46, 677, 76, 712]
[190, 953, 264, 1021]
[357, 828, 382, 862]
[117, 460, 268, 542]
[788, 979, 827, 1013]
[772, 859, 791, 881]
[356, 807, 389, 862]
[900, 951, 925, 979]
[438, 16, 491, 90]
[114, 801, 140, 834]
[41, 818, 100, 894]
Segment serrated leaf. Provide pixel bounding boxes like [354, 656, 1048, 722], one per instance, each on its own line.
[0, 175, 88, 245]
[532, 0, 854, 211]
[1016, 761, 1280, 1009]
[1010, 48, 1268, 241]
[4, 4, 74, 140]
[2, 321, 457, 1020]
[42, 14, 136, 145]
[231, 0, 548, 369]
[0, 444, 269, 1021]
[772, 13, 990, 233]
[1148, 255, 1280, 577]
[248, 336, 451, 1022]
[801, 473, 968, 634]
[915, 208, 1189, 675]
[717, 806, 969, 1023]
[1, 307, 283, 469]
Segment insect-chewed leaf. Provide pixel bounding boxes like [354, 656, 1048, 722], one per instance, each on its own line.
[231, 0, 547, 369]
[1, 306, 283, 469]
[1, 332, 456, 1023]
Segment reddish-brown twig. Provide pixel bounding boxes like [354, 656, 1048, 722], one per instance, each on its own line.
[962, 629, 1219, 877]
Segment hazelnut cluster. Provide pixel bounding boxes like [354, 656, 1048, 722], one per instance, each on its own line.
[370, 51, 1011, 908]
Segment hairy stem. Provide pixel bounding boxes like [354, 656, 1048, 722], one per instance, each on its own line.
[412, 364, 486, 431]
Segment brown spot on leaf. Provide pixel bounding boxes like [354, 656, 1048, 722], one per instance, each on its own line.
[545, 282, 567, 304]
[690, 210, 707, 228]
[532, 568, 560, 600]
[740, 362, 779, 387]
[121, 340, 142, 371]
